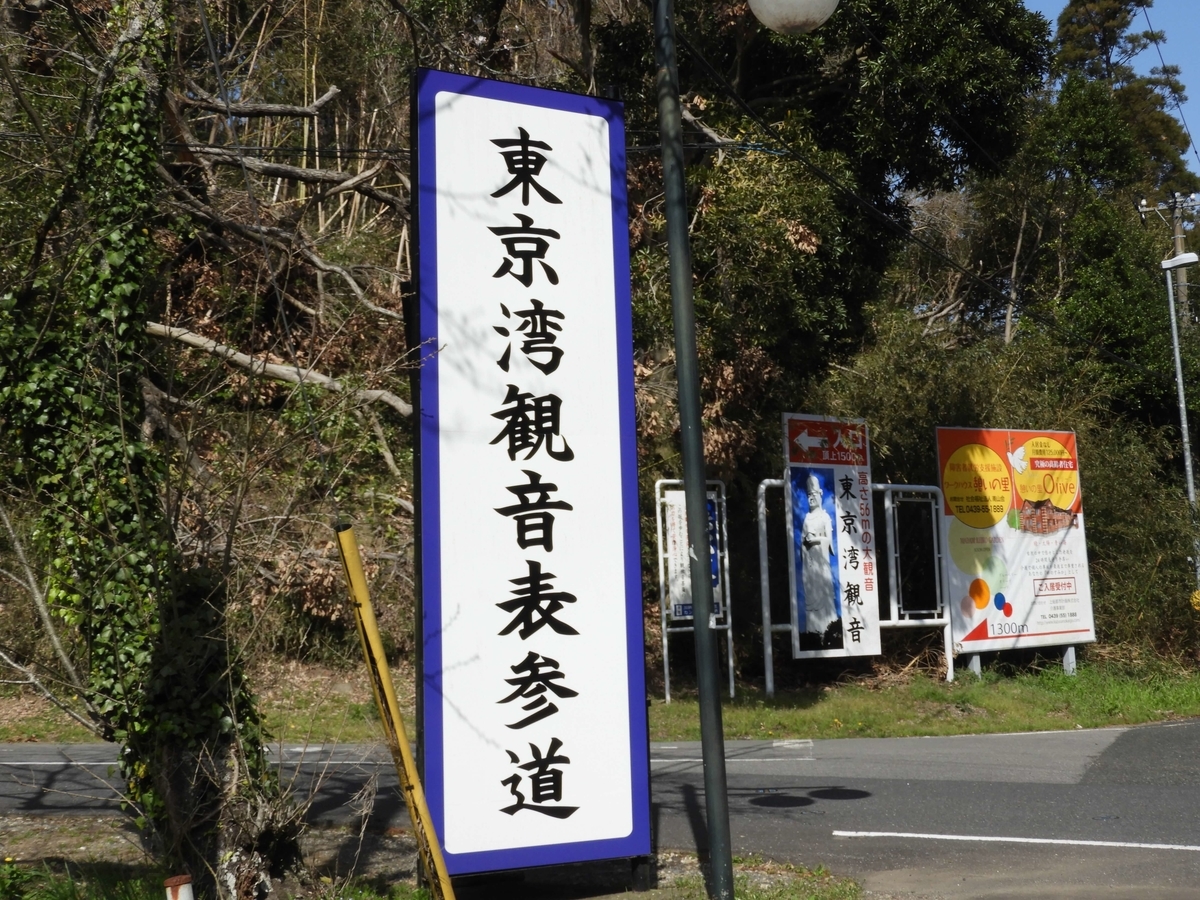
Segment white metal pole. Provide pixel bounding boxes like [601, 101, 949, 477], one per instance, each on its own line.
[1166, 269, 1200, 590]
[656, 484, 672, 703]
[758, 479, 775, 698]
[884, 490, 899, 621]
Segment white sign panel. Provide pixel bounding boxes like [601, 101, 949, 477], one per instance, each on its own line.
[936, 427, 1096, 653]
[663, 489, 724, 621]
[783, 414, 881, 658]
[415, 69, 649, 875]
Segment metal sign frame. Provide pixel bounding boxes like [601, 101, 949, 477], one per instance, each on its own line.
[655, 479, 734, 701]
[759, 477, 956, 694]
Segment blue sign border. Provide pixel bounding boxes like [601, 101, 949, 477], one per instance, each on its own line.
[413, 67, 649, 876]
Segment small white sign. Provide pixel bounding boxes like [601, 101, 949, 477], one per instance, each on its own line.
[663, 489, 724, 621]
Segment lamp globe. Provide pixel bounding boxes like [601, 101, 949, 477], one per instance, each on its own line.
[747, 0, 838, 34]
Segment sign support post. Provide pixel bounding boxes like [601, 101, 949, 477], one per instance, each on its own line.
[652, 0, 733, 895]
[337, 524, 455, 900]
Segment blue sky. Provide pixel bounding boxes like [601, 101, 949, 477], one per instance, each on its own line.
[1021, 0, 1200, 175]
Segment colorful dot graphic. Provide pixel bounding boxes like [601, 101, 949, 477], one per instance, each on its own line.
[966, 584, 1015, 617]
[969, 579, 989, 610]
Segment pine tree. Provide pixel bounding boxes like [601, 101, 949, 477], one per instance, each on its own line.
[1055, 0, 1197, 195]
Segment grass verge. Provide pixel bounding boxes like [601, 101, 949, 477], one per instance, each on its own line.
[650, 660, 1200, 741]
[0, 854, 857, 900]
[7, 658, 1200, 745]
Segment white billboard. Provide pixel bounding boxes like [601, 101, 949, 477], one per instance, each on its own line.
[937, 427, 1096, 653]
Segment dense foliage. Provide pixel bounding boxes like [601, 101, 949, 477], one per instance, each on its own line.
[0, 0, 1198, 884]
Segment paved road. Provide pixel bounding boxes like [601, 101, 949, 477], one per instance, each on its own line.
[5, 723, 1200, 897]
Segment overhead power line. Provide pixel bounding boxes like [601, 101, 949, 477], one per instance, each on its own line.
[1140, 6, 1200, 174]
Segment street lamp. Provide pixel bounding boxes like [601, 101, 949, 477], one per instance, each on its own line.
[1162, 251, 1200, 590]
[650, 1, 840, 898]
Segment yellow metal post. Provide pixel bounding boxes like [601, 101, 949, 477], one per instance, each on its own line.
[335, 523, 455, 900]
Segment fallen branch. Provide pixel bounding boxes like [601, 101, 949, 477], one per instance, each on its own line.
[145, 322, 412, 416]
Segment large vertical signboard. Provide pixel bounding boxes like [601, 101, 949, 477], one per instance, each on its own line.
[414, 69, 649, 874]
[783, 414, 881, 658]
[936, 428, 1096, 653]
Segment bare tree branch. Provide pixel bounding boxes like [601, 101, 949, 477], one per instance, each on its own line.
[141, 378, 212, 485]
[0, 648, 103, 737]
[0, 500, 88, 694]
[0, 51, 59, 167]
[145, 322, 413, 416]
[365, 409, 402, 476]
[189, 147, 404, 208]
[180, 84, 341, 118]
[158, 166, 404, 321]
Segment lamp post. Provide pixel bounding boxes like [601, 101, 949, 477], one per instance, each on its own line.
[1162, 251, 1200, 590]
[650, 1, 837, 897]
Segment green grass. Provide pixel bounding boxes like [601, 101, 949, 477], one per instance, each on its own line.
[263, 698, 392, 746]
[0, 862, 165, 900]
[0, 699, 96, 743]
[8, 659, 1200, 746]
[650, 661, 1200, 741]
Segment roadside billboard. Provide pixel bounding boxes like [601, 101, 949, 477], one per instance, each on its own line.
[936, 428, 1096, 653]
[783, 414, 881, 658]
[414, 68, 649, 874]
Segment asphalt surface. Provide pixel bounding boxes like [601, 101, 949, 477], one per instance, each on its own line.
[5, 723, 1200, 897]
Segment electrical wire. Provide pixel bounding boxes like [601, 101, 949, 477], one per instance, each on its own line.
[1141, 5, 1200, 174]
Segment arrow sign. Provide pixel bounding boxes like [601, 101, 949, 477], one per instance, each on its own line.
[793, 430, 826, 455]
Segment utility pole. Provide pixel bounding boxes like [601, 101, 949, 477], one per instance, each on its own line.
[1174, 197, 1190, 322]
[1140, 193, 1199, 323]
[1162, 251, 1200, 590]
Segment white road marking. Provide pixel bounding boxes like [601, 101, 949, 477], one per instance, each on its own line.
[0, 761, 113, 767]
[833, 831, 1200, 852]
[651, 757, 813, 763]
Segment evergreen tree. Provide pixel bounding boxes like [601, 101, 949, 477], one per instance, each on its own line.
[1055, 0, 1197, 195]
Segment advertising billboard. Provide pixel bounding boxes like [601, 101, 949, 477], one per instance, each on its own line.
[936, 427, 1096, 653]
